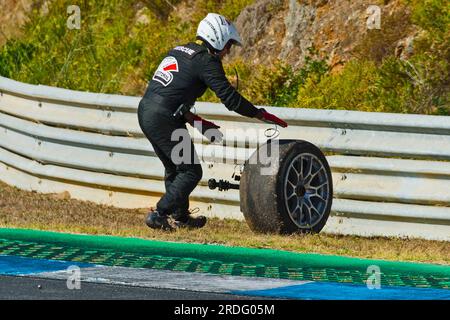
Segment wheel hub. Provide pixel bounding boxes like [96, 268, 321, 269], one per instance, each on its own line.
[296, 185, 306, 197]
[283, 153, 330, 229]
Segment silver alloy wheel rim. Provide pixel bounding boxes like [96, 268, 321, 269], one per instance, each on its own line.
[283, 153, 329, 229]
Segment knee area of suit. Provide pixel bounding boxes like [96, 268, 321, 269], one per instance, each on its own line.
[165, 169, 177, 180]
[185, 165, 202, 182]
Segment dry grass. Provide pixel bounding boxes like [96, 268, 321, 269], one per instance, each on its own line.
[0, 181, 448, 265]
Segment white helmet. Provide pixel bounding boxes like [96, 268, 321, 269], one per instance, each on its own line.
[196, 13, 242, 51]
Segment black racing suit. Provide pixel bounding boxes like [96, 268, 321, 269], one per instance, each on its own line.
[137, 41, 259, 220]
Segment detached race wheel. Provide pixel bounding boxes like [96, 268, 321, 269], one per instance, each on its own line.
[240, 140, 333, 234]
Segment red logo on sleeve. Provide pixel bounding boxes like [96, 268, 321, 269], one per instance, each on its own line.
[153, 56, 179, 87]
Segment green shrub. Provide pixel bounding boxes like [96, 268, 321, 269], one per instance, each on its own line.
[295, 57, 448, 115]
[408, 0, 449, 114]
[0, 40, 35, 79]
[200, 47, 328, 107]
[409, 0, 449, 37]
[376, 56, 448, 114]
[296, 60, 379, 111]
[0, 0, 447, 115]
[0, 0, 254, 94]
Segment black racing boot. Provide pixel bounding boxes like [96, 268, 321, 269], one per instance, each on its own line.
[174, 215, 207, 229]
[145, 210, 174, 231]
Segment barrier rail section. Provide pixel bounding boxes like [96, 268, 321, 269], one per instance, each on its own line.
[0, 76, 449, 240]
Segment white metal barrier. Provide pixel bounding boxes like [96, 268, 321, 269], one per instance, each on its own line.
[1, 76, 449, 240]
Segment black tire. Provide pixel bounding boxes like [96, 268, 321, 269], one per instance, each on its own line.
[240, 140, 333, 234]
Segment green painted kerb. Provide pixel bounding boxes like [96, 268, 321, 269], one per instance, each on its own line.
[0, 228, 449, 289]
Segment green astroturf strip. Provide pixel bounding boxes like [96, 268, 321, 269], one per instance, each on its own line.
[0, 228, 448, 289]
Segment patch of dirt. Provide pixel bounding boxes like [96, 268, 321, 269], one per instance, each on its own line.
[0, 0, 54, 46]
[0, 0, 32, 46]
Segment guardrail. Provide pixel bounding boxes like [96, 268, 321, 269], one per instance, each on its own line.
[1, 76, 449, 240]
